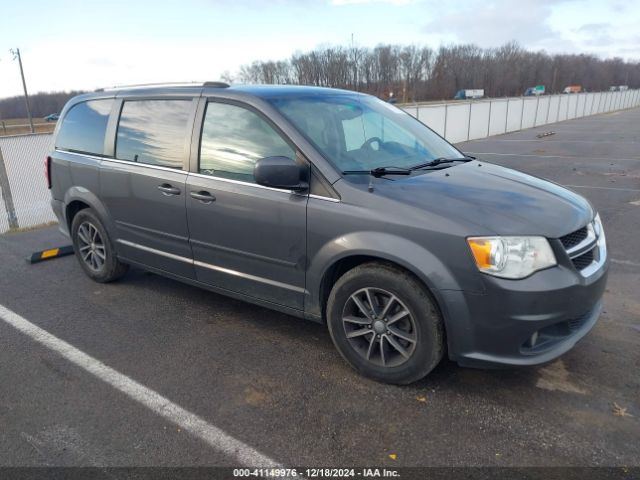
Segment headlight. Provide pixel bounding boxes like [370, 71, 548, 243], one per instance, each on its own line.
[467, 236, 557, 279]
[594, 213, 604, 241]
[594, 212, 607, 254]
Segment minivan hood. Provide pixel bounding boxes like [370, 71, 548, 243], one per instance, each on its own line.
[373, 162, 593, 237]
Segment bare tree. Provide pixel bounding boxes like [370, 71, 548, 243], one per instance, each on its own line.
[233, 41, 640, 102]
[2, 43, 639, 120]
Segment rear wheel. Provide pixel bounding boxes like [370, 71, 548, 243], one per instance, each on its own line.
[327, 262, 444, 384]
[71, 209, 128, 283]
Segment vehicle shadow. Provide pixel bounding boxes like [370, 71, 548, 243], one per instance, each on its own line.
[124, 267, 552, 395]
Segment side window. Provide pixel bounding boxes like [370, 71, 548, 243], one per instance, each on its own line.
[116, 100, 192, 169]
[199, 102, 295, 183]
[56, 99, 113, 155]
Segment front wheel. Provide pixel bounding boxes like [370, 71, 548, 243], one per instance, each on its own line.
[327, 262, 444, 384]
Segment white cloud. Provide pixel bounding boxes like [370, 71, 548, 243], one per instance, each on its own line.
[422, 0, 564, 48]
[331, 0, 415, 5]
[1, 0, 638, 99]
[0, 35, 317, 97]
[417, 0, 640, 59]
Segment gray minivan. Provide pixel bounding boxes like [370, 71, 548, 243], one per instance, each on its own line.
[48, 83, 608, 384]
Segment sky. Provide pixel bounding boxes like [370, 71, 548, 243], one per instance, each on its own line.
[0, 0, 639, 98]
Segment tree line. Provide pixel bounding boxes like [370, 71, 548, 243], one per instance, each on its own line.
[0, 90, 85, 121]
[237, 41, 640, 102]
[2, 42, 639, 119]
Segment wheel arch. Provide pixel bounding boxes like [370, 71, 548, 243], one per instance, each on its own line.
[307, 232, 462, 323]
[65, 200, 90, 232]
[63, 187, 115, 235]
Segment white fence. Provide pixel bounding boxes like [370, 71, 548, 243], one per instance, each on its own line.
[0, 89, 639, 233]
[402, 89, 640, 143]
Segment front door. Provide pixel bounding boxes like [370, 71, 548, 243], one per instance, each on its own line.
[186, 100, 307, 309]
[100, 98, 196, 278]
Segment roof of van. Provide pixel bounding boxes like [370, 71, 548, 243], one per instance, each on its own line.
[221, 84, 360, 97]
[89, 83, 362, 99]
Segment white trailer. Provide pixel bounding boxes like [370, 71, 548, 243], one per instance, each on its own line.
[453, 89, 484, 100]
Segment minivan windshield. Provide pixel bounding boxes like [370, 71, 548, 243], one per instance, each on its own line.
[269, 94, 464, 174]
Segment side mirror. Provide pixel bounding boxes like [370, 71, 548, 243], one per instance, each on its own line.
[254, 156, 308, 191]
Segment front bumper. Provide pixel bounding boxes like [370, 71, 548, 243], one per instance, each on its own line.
[440, 259, 609, 368]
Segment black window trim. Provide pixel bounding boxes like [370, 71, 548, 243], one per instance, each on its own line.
[56, 147, 112, 159]
[54, 148, 111, 161]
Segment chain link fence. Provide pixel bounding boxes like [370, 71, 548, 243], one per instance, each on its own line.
[1, 89, 639, 234]
[0, 133, 56, 233]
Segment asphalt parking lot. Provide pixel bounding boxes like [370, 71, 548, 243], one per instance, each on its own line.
[1, 108, 639, 469]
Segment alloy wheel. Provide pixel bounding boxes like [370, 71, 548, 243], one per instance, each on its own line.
[77, 221, 106, 272]
[341, 287, 417, 367]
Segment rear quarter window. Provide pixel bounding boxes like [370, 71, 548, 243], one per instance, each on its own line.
[56, 99, 113, 155]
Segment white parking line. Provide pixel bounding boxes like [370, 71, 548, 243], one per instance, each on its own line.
[563, 185, 640, 192]
[465, 151, 640, 162]
[477, 139, 640, 144]
[611, 259, 640, 268]
[0, 303, 280, 468]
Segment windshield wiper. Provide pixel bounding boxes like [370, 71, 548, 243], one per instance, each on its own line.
[342, 166, 412, 192]
[342, 166, 412, 178]
[409, 156, 475, 170]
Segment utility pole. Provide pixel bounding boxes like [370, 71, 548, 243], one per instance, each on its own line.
[10, 48, 34, 134]
[0, 147, 19, 230]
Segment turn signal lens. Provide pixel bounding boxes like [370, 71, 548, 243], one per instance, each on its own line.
[468, 239, 496, 269]
[467, 236, 556, 279]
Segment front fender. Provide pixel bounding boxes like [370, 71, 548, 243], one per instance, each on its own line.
[305, 231, 466, 319]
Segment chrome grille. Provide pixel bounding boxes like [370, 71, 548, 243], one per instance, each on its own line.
[560, 227, 588, 250]
[571, 249, 594, 271]
[559, 218, 605, 277]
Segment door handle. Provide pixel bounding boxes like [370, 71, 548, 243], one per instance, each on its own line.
[157, 184, 181, 196]
[190, 191, 216, 203]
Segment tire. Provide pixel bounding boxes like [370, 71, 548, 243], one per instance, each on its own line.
[70, 208, 128, 283]
[327, 262, 444, 384]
